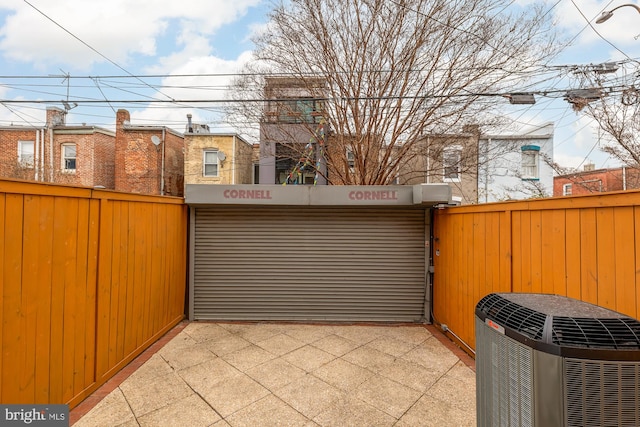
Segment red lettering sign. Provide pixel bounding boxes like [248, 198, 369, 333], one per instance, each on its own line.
[223, 189, 272, 200]
[348, 190, 398, 201]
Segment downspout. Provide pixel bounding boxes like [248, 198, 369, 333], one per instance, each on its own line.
[34, 130, 39, 181]
[161, 128, 166, 196]
[40, 129, 45, 181]
[623, 166, 627, 190]
[232, 135, 236, 185]
[49, 127, 54, 182]
[426, 137, 430, 183]
[485, 138, 491, 203]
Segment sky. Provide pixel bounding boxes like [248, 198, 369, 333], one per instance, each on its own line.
[1, 0, 639, 171]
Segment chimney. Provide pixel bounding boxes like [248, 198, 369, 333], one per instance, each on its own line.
[46, 107, 67, 127]
[116, 109, 130, 127]
[186, 114, 193, 133]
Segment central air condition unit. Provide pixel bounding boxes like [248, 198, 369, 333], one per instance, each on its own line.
[475, 293, 640, 427]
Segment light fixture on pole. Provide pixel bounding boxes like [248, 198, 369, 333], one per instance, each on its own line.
[595, 3, 640, 24]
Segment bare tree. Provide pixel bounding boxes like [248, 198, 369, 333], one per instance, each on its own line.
[573, 68, 640, 168]
[229, 0, 561, 184]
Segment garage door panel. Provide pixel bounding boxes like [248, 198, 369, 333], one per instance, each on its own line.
[193, 207, 426, 322]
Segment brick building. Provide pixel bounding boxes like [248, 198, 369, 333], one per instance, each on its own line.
[0, 107, 115, 188]
[554, 165, 640, 196]
[184, 116, 253, 185]
[115, 109, 184, 196]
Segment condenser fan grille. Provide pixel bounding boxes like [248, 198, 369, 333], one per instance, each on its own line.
[553, 317, 640, 349]
[476, 293, 546, 340]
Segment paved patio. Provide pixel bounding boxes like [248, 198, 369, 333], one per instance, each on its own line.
[71, 322, 476, 426]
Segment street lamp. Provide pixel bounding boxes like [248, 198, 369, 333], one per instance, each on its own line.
[595, 3, 640, 24]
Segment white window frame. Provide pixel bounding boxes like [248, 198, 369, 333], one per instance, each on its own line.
[346, 148, 355, 171]
[61, 143, 76, 172]
[203, 149, 219, 177]
[563, 183, 572, 196]
[521, 145, 540, 180]
[443, 146, 462, 182]
[18, 141, 35, 168]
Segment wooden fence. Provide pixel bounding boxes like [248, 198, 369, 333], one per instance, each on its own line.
[0, 180, 187, 408]
[432, 190, 640, 355]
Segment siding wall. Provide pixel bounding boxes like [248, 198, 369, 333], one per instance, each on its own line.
[432, 190, 640, 354]
[0, 179, 187, 408]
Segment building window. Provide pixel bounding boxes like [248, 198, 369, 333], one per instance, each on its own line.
[203, 150, 219, 177]
[521, 145, 540, 180]
[346, 149, 355, 171]
[18, 141, 34, 168]
[443, 147, 461, 182]
[277, 99, 323, 124]
[62, 144, 76, 172]
[563, 183, 572, 196]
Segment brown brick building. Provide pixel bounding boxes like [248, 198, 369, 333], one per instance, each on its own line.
[115, 110, 184, 196]
[0, 107, 115, 188]
[554, 165, 640, 196]
[0, 107, 185, 196]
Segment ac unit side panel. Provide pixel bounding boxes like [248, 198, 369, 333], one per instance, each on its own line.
[564, 358, 640, 427]
[476, 317, 535, 427]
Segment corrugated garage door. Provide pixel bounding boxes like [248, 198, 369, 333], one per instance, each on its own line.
[192, 207, 427, 322]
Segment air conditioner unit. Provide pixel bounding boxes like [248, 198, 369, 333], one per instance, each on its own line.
[476, 293, 640, 427]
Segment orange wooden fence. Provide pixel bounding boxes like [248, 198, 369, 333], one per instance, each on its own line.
[433, 190, 640, 355]
[0, 180, 187, 408]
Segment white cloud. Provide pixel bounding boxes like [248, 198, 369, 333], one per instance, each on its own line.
[0, 0, 263, 71]
[554, 0, 640, 54]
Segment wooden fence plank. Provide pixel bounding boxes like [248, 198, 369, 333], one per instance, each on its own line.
[580, 209, 598, 305]
[565, 209, 582, 300]
[613, 207, 635, 317]
[35, 196, 55, 403]
[2, 195, 24, 403]
[550, 210, 567, 296]
[0, 194, 4, 403]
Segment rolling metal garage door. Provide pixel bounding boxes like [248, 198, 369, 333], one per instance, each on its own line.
[192, 207, 427, 322]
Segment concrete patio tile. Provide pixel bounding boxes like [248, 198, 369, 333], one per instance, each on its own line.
[273, 374, 344, 419]
[211, 420, 231, 427]
[234, 324, 284, 344]
[219, 344, 276, 371]
[313, 396, 397, 427]
[312, 358, 373, 391]
[282, 324, 335, 344]
[401, 339, 459, 374]
[445, 360, 477, 387]
[178, 358, 240, 389]
[366, 335, 418, 358]
[137, 394, 221, 427]
[114, 419, 140, 427]
[381, 326, 432, 345]
[118, 354, 173, 390]
[160, 343, 216, 371]
[426, 374, 477, 415]
[121, 372, 194, 417]
[354, 376, 422, 419]
[158, 331, 198, 356]
[332, 325, 388, 345]
[282, 345, 336, 372]
[196, 373, 270, 418]
[200, 333, 252, 356]
[182, 323, 231, 343]
[396, 394, 476, 427]
[378, 357, 441, 392]
[341, 346, 395, 373]
[73, 388, 136, 427]
[311, 334, 360, 357]
[245, 357, 306, 390]
[256, 333, 306, 356]
[226, 394, 310, 427]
